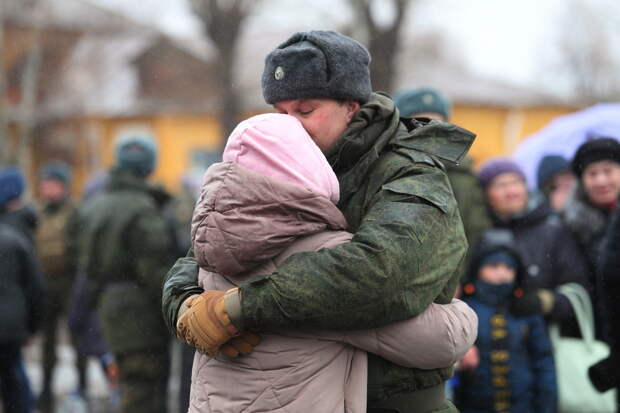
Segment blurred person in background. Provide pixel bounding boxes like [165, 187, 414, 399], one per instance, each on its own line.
[0, 167, 38, 243]
[563, 137, 620, 342]
[34, 161, 82, 412]
[168, 173, 201, 256]
[478, 158, 589, 336]
[67, 170, 121, 411]
[80, 171, 109, 203]
[588, 195, 620, 408]
[77, 136, 175, 413]
[536, 154, 575, 213]
[0, 167, 45, 413]
[395, 87, 491, 285]
[456, 229, 556, 413]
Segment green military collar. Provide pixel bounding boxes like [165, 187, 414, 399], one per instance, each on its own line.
[445, 154, 475, 174]
[326, 92, 476, 205]
[397, 117, 475, 164]
[326, 93, 400, 205]
[326, 92, 398, 175]
[107, 168, 171, 207]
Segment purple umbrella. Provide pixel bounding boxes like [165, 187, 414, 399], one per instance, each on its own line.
[512, 103, 620, 189]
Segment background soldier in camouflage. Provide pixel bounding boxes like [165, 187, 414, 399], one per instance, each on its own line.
[78, 136, 174, 413]
[35, 161, 81, 413]
[165, 30, 476, 413]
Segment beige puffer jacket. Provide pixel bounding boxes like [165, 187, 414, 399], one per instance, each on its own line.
[189, 163, 477, 413]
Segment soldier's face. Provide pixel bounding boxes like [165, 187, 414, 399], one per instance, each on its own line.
[274, 98, 360, 152]
[39, 179, 68, 203]
[486, 173, 528, 219]
[582, 161, 620, 208]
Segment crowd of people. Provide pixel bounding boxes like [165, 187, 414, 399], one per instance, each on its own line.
[1, 29, 619, 413]
[396, 87, 620, 413]
[0, 138, 185, 412]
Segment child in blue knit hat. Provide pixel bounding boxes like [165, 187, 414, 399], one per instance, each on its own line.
[455, 229, 557, 413]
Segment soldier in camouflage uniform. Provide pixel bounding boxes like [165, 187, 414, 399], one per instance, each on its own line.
[78, 136, 174, 413]
[165, 31, 475, 413]
[395, 88, 491, 285]
[35, 161, 81, 412]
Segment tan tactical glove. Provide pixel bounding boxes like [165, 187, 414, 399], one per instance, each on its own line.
[220, 332, 262, 357]
[176, 289, 241, 357]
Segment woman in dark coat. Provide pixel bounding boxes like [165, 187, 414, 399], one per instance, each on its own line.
[563, 137, 620, 342]
[478, 158, 590, 336]
[589, 200, 620, 405]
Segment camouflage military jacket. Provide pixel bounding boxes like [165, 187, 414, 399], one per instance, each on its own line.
[162, 93, 475, 402]
[78, 169, 174, 353]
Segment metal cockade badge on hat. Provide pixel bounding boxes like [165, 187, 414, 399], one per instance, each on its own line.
[423, 93, 435, 105]
[274, 66, 285, 80]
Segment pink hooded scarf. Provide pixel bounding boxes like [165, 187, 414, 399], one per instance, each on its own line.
[191, 113, 347, 278]
[223, 113, 340, 204]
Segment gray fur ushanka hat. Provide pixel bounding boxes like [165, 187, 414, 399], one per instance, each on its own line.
[262, 30, 372, 104]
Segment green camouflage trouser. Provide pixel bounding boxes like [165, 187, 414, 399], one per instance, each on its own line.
[41, 287, 86, 398]
[116, 348, 170, 413]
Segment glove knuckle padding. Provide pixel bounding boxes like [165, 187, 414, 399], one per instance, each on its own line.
[176, 289, 239, 357]
[221, 344, 240, 357]
[231, 337, 253, 354]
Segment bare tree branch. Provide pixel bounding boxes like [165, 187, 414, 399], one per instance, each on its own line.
[356, 0, 375, 35]
[554, 0, 620, 103]
[349, 0, 412, 93]
[14, 3, 43, 180]
[0, 0, 44, 184]
[190, 0, 259, 142]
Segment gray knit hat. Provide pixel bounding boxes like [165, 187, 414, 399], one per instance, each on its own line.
[262, 30, 372, 104]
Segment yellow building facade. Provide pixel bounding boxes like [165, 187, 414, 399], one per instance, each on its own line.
[56, 114, 223, 197]
[452, 105, 578, 168]
[53, 104, 579, 198]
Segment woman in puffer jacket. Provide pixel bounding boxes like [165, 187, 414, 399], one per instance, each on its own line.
[188, 113, 477, 413]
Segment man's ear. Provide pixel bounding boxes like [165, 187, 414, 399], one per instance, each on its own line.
[345, 101, 361, 122]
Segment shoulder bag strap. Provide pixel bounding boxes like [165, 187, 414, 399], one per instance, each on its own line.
[557, 283, 596, 347]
